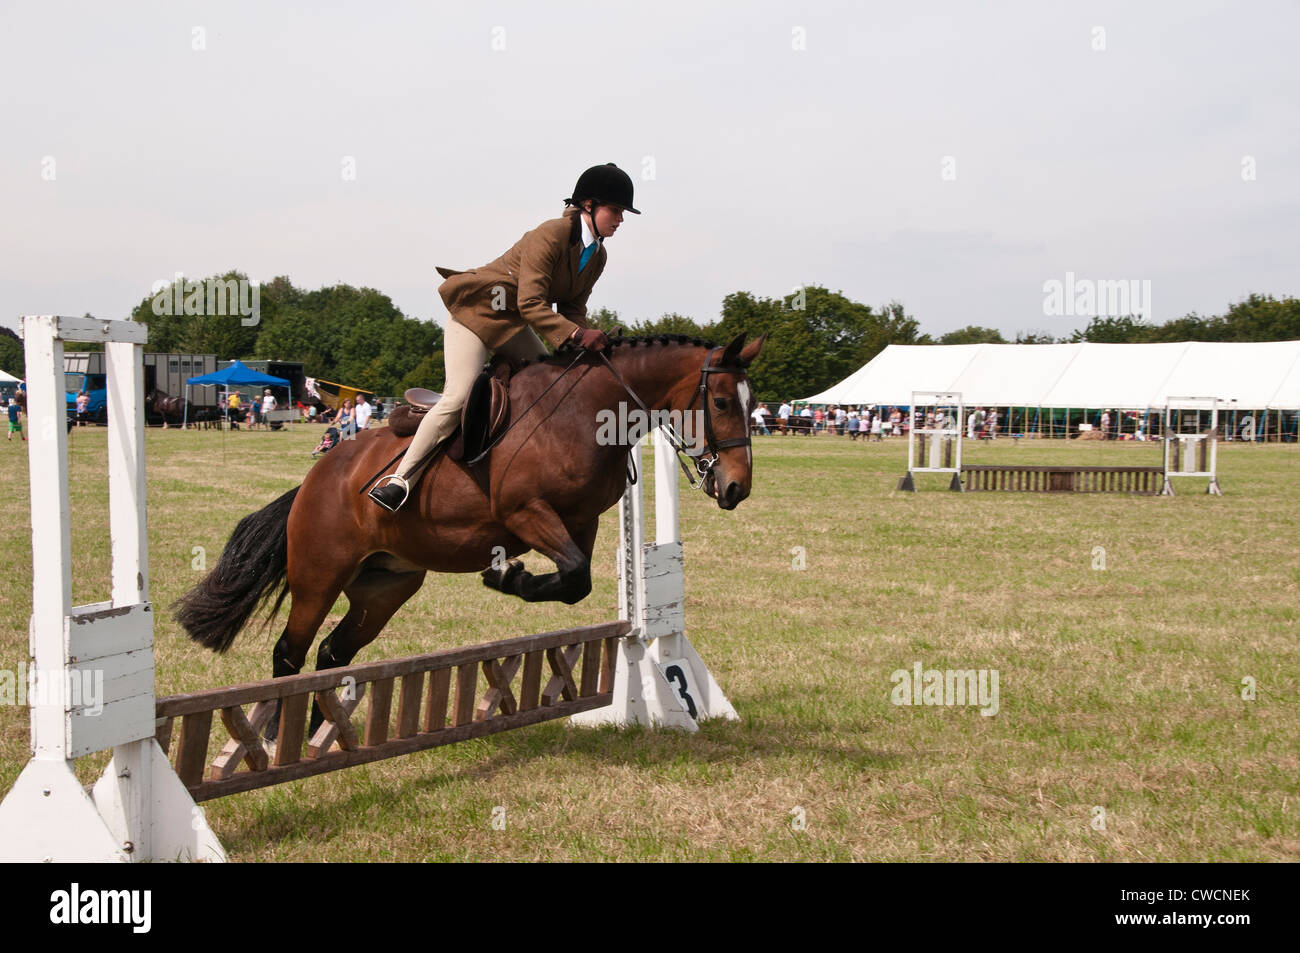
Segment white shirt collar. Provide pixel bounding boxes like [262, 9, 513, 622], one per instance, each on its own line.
[579, 212, 601, 250]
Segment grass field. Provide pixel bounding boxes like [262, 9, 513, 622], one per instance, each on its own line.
[1, 423, 1297, 861]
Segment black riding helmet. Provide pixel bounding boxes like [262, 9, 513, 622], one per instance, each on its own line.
[565, 163, 641, 214]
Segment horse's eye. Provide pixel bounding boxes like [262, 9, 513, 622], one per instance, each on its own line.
[713, 397, 728, 411]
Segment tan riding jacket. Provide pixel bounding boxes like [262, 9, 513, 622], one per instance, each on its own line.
[436, 207, 606, 351]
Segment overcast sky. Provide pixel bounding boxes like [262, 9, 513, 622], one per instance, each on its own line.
[3, 1, 1297, 342]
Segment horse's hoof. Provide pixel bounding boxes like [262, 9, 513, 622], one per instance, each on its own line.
[482, 558, 526, 592]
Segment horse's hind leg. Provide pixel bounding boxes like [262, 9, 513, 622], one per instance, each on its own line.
[263, 567, 352, 744]
[306, 567, 427, 735]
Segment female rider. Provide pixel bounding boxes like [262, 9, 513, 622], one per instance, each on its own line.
[369, 163, 639, 511]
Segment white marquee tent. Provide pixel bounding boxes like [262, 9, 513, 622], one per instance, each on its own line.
[800, 341, 1300, 411]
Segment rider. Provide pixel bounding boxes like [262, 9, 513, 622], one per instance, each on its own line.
[369, 163, 639, 511]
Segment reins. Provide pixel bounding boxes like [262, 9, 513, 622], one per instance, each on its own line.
[358, 349, 588, 494]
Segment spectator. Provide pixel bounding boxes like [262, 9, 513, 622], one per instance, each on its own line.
[261, 388, 277, 426]
[312, 426, 340, 457]
[76, 390, 89, 427]
[227, 391, 242, 429]
[834, 406, 847, 436]
[337, 399, 356, 440]
[988, 409, 999, 440]
[356, 395, 373, 431]
[777, 401, 793, 435]
[7, 398, 24, 442]
[750, 403, 770, 436]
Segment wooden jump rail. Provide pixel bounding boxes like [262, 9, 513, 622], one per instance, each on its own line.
[155, 621, 627, 803]
[961, 464, 1163, 494]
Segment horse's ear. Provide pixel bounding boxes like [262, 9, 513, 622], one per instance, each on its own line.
[721, 333, 748, 366]
[739, 333, 766, 366]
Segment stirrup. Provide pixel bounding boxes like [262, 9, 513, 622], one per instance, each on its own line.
[368, 475, 411, 512]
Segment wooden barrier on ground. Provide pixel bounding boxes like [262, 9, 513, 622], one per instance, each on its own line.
[156, 622, 626, 803]
[961, 464, 1162, 494]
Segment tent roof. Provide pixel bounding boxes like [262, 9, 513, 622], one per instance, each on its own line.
[187, 360, 289, 388]
[799, 341, 1300, 409]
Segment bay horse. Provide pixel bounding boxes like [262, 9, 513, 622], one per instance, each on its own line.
[174, 333, 764, 736]
[148, 388, 189, 428]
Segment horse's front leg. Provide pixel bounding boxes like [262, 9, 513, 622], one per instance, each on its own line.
[482, 502, 596, 604]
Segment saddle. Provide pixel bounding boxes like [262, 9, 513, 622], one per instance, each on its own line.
[387, 356, 517, 464]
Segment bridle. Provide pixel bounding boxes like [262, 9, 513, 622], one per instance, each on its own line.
[598, 345, 752, 492]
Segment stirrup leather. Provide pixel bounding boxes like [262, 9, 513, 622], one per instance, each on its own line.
[368, 474, 411, 512]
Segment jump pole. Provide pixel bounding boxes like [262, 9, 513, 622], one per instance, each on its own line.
[572, 429, 737, 729]
[0, 316, 226, 862]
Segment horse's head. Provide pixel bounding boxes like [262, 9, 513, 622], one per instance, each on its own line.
[668, 333, 766, 510]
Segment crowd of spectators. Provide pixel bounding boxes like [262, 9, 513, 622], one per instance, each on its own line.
[748, 403, 910, 439]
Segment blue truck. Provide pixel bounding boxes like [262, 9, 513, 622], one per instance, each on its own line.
[65, 370, 107, 424]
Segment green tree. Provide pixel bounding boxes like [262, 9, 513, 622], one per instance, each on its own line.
[0, 328, 23, 377]
[630, 312, 712, 339]
[713, 287, 922, 401]
[587, 307, 624, 336]
[1219, 293, 1300, 341]
[938, 325, 1007, 344]
[1070, 315, 1152, 343]
[129, 271, 260, 355]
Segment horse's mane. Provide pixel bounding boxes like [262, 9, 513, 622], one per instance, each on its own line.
[531, 333, 718, 368]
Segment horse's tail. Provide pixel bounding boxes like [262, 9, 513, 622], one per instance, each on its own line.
[172, 486, 300, 653]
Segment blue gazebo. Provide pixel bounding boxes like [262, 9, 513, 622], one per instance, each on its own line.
[185, 360, 291, 429]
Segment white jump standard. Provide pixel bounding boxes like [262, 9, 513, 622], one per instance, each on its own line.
[1161, 396, 1226, 496]
[897, 391, 965, 493]
[0, 315, 225, 863]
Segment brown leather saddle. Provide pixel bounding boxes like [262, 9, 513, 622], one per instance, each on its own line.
[387, 356, 517, 464]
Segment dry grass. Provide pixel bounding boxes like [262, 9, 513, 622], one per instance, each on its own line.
[1, 425, 1297, 861]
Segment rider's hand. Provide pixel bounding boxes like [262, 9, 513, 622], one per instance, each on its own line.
[568, 327, 610, 352]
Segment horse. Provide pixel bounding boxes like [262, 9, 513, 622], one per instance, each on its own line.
[147, 388, 190, 428]
[173, 333, 765, 738]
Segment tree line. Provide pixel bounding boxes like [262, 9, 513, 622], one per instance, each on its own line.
[1, 272, 1295, 403]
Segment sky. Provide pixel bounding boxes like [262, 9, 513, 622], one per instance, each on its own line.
[2, 0, 1297, 341]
